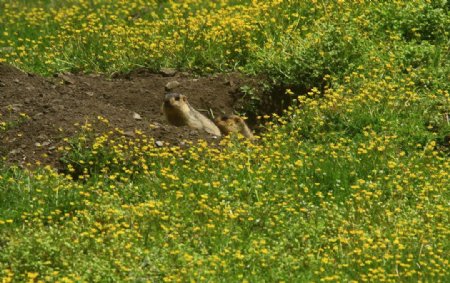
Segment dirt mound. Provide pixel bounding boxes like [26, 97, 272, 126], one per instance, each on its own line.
[0, 64, 257, 168]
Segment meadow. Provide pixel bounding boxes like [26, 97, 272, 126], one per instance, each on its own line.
[1, 0, 450, 282]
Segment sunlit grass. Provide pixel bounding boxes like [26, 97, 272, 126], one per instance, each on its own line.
[1, 71, 449, 281]
[0, 0, 449, 282]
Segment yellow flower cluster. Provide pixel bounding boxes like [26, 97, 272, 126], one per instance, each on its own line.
[0, 0, 424, 74]
[1, 64, 448, 280]
[0, 0, 449, 281]
[0, 0, 295, 73]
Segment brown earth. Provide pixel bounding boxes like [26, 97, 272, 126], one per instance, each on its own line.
[0, 64, 260, 168]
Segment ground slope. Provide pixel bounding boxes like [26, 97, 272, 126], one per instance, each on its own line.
[0, 64, 254, 167]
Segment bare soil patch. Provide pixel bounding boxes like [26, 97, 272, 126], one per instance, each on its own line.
[0, 64, 259, 168]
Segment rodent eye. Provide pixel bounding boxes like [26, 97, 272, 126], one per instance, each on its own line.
[175, 96, 180, 101]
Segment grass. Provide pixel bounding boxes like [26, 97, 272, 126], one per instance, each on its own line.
[1, 0, 450, 282]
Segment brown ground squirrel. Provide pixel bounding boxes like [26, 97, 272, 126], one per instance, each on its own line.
[214, 114, 254, 140]
[162, 93, 221, 136]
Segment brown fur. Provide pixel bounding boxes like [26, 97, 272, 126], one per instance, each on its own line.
[214, 115, 254, 140]
[162, 93, 221, 136]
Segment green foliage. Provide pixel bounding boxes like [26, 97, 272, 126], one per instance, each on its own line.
[0, 0, 450, 282]
[0, 166, 86, 227]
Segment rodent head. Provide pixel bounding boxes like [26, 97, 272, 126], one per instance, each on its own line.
[163, 93, 188, 109]
[215, 115, 245, 134]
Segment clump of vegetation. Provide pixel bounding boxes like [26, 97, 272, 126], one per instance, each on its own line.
[0, 111, 30, 133]
[1, 0, 449, 282]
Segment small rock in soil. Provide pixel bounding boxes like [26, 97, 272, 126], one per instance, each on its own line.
[224, 79, 235, 88]
[155, 140, 164, 147]
[102, 93, 112, 99]
[86, 91, 95, 97]
[165, 80, 180, 91]
[160, 68, 177, 77]
[37, 134, 48, 140]
[133, 112, 142, 120]
[9, 149, 23, 155]
[123, 131, 135, 137]
[13, 79, 20, 83]
[7, 104, 23, 112]
[189, 130, 199, 135]
[32, 112, 44, 120]
[59, 74, 76, 85]
[149, 123, 161, 129]
[42, 141, 51, 147]
[51, 105, 65, 112]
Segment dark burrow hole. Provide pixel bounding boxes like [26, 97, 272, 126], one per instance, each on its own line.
[235, 80, 326, 131]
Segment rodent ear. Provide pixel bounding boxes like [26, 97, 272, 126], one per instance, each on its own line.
[181, 95, 187, 102]
[234, 116, 241, 122]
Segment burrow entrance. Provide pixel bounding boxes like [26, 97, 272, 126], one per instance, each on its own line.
[0, 64, 311, 168]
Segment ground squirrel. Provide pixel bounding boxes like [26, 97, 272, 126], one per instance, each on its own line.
[162, 93, 221, 136]
[214, 114, 254, 140]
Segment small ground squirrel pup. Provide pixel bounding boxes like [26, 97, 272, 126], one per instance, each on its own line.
[214, 114, 254, 140]
[162, 93, 221, 136]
